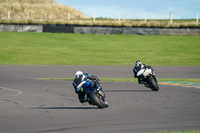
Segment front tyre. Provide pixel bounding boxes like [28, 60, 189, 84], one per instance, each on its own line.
[89, 91, 105, 109]
[147, 76, 159, 91]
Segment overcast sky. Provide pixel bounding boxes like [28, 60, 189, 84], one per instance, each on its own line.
[55, 0, 200, 19]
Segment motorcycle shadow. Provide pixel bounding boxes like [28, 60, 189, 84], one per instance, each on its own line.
[32, 106, 98, 110]
[105, 89, 151, 93]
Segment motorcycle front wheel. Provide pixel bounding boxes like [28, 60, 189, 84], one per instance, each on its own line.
[147, 76, 159, 91]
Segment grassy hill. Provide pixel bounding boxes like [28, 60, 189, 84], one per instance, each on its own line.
[0, 0, 88, 24]
[0, 0, 199, 26]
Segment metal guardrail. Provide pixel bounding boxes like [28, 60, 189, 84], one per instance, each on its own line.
[1, 23, 200, 35]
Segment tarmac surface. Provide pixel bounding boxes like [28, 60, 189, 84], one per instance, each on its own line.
[0, 65, 200, 133]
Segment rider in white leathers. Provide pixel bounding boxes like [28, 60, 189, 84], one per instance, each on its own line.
[133, 60, 156, 84]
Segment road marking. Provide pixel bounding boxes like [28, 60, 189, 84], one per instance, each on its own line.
[0, 87, 22, 97]
[159, 82, 200, 89]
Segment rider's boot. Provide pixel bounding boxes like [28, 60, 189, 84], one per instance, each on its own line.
[104, 101, 109, 108]
[83, 94, 88, 102]
[88, 98, 92, 105]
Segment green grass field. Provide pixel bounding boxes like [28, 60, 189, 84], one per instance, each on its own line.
[0, 32, 200, 66]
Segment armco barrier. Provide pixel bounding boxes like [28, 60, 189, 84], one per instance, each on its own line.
[0, 24, 42, 32]
[122, 27, 160, 35]
[159, 28, 200, 36]
[74, 27, 122, 34]
[0, 24, 200, 35]
[0, 24, 3, 31]
[43, 24, 74, 33]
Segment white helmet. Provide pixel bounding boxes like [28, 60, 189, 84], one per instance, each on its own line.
[75, 71, 83, 77]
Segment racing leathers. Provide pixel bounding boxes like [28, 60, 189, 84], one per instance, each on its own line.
[72, 73, 100, 103]
[133, 64, 155, 84]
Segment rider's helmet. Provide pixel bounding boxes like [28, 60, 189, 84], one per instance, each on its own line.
[135, 60, 144, 72]
[135, 60, 142, 67]
[75, 71, 83, 78]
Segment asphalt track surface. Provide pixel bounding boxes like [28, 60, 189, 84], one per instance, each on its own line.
[0, 65, 200, 133]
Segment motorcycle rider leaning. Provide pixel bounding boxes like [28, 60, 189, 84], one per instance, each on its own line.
[72, 71, 101, 103]
[133, 60, 156, 84]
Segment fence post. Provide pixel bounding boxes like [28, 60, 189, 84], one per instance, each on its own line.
[8, 11, 10, 19]
[28, 12, 30, 19]
[118, 14, 120, 23]
[197, 14, 199, 24]
[170, 12, 173, 24]
[68, 12, 70, 21]
[114, 13, 116, 19]
[44, 13, 47, 19]
[93, 14, 96, 22]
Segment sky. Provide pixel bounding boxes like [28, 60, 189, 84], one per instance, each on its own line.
[55, 0, 200, 19]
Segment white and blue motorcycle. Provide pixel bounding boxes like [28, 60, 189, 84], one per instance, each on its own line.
[137, 68, 159, 91]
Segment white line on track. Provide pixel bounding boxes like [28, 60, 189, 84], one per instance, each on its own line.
[0, 87, 22, 97]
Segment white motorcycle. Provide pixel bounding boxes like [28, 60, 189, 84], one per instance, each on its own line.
[137, 68, 159, 91]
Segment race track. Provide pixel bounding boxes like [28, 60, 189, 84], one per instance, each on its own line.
[0, 65, 200, 133]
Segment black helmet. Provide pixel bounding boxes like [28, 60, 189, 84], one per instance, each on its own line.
[135, 60, 142, 67]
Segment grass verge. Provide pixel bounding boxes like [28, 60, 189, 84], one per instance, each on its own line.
[36, 78, 200, 84]
[155, 131, 200, 133]
[0, 32, 200, 66]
